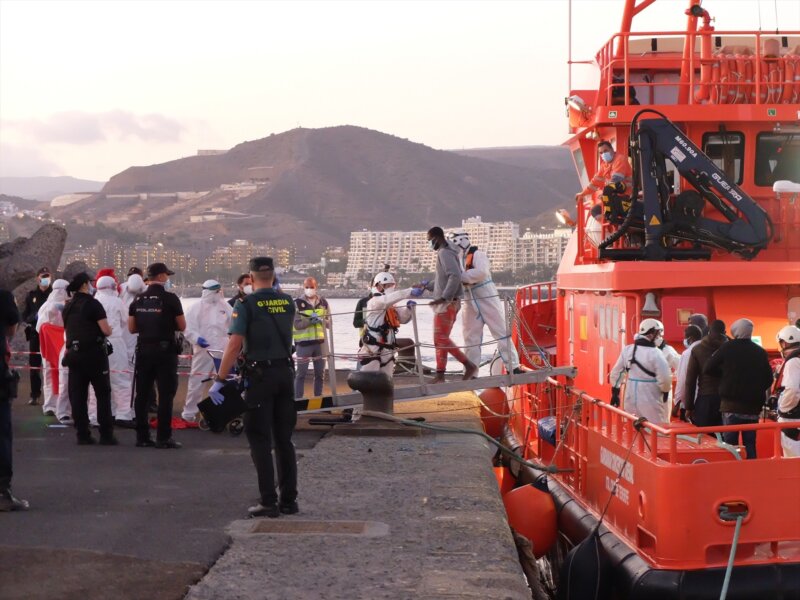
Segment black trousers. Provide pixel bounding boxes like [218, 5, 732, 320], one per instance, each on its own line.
[693, 393, 723, 428]
[68, 351, 113, 440]
[28, 329, 42, 399]
[243, 365, 297, 506]
[0, 399, 12, 488]
[134, 348, 177, 442]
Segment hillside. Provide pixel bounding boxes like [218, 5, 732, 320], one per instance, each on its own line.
[0, 176, 105, 202]
[53, 126, 579, 254]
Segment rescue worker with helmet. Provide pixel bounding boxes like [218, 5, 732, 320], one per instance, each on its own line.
[358, 272, 418, 375]
[182, 279, 232, 423]
[36, 278, 69, 420]
[609, 318, 672, 423]
[94, 276, 135, 427]
[62, 272, 117, 446]
[448, 230, 521, 374]
[211, 257, 298, 519]
[774, 325, 800, 457]
[21, 267, 52, 406]
[128, 263, 186, 449]
[575, 140, 633, 210]
[293, 277, 329, 399]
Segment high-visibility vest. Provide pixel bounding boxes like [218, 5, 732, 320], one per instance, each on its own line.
[293, 298, 327, 344]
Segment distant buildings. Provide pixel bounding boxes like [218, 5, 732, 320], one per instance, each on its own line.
[344, 216, 572, 283]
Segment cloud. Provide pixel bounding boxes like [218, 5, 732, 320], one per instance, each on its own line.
[0, 142, 62, 177]
[4, 110, 186, 145]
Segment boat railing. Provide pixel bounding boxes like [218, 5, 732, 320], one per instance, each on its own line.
[575, 30, 800, 107]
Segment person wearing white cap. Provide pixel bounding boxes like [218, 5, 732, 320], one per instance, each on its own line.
[775, 325, 800, 457]
[182, 279, 232, 422]
[120, 273, 146, 359]
[94, 275, 134, 425]
[36, 279, 69, 420]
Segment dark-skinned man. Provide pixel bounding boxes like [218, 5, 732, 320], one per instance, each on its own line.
[210, 257, 298, 519]
[21, 267, 52, 405]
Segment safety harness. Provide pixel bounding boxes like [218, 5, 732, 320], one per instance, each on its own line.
[774, 347, 800, 439]
[360, 294, 401, 367]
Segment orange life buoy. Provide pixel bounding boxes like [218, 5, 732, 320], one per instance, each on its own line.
[718, 56, 731, 104]
[741, 56, 754, 102]
[709, 59, 721, 104]
[780, 57, 794, 103]
[732, 55, 748, 103]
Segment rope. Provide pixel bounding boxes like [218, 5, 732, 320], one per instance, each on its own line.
[719, 516, 744, 600]
[360, 410, 572, 474]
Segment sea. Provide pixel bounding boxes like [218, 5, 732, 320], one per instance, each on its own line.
[181, 296, 497, 371]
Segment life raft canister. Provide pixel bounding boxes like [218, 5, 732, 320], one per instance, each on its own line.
[479, 387, 509, 439]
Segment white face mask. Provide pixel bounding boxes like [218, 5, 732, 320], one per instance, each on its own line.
[601, 151, 614, 163]
[683, 338, 691, 349]
[654, 335, 664, 347]
[455, 237, 470, 250]
[305, 287, 317, 298]
[242, 284, 253, 295]
[164, 279, 174, 291]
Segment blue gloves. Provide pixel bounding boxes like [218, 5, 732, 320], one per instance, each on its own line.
[209, 381, 225, 405]
[309, 315, 323, 325]
[407, 300, 417, 308]
[197, 337, 210, 348]
[410, 287, 423, 298]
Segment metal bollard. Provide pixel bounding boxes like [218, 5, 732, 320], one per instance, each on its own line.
[346, 370, 394, 415]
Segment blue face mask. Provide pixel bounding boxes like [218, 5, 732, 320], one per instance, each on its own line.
[40, 277, 51, 287]
[88, 284, 96, 295]
[601, 151, 614, 163]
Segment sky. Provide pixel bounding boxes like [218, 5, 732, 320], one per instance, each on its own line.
[1, 0, 798, 181]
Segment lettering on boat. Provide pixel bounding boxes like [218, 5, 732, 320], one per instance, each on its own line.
[599, 446, 635, 484]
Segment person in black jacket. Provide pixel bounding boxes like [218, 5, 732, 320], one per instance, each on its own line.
[20, 267, 52, 405]
[704, 318, 773, 458]
[62, 273, 117, 446]
[0, 288, 28, 511]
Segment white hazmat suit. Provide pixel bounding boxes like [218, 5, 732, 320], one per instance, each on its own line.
[777, 352, 800, 458]
[358, 285, 413, 376]
[455, 240, 519, 371]
[609, 336, 673, 423]
[36, 279, 70, 420]
[94, 276, 133, 421]
[182, 281, 232, 421]
[120, 274, 146, 359]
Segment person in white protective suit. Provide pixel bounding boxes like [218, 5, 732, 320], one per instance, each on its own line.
[36, 279, 71, 422]
[775, 325, 800, 457]
[654, 322, 680, 409]
[120, 274, 146, 360]
[357, 273, 418, 376]
[182, 280, 232, 422]
[94, 276, 135, 425]
[448, 231, 521, 373]
[609, 318, 673, 423]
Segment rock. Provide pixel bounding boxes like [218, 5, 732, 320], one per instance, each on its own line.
[0, 223, 66, 296]
[61, 260, 95, 282]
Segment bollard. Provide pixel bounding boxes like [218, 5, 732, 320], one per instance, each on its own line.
[346, 370, 394, 415]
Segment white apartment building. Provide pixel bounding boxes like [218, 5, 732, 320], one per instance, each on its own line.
[513, 228, 572, 271]
[345, 230, 435, 280]
[459, 216, 519, 273]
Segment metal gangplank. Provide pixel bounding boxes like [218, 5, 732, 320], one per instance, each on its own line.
[292, 295, 573, 414]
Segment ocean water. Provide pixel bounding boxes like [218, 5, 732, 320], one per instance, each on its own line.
[181, 296, 496, 371]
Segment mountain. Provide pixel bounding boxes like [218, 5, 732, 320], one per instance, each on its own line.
[53, 126, 579, 254]
[0, 176, 105, 202]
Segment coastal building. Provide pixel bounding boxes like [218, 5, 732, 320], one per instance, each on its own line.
[513, 228, 572, 271]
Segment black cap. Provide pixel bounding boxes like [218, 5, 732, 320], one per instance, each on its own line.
[66, 272, 91, 294]
[146, 262, 174, 278]
[37, 267, 51, 276]
[127, 266, 143, 277]
[249, 256, 274, 272]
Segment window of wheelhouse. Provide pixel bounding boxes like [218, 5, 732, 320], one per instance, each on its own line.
[755, 133, 800, 187]
[572, 148, 589, 190]
[702, 131, 743, 185]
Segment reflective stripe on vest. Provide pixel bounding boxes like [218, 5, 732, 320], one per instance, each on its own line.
[293, 305, 326, 343]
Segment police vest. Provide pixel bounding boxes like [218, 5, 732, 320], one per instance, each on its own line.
[130, 286, 177, 343]
[293, 298, 327, 345]
[63, 293, 104, 348]
[241, 293, 294, 362]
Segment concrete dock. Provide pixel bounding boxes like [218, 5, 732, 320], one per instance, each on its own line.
[1, 385, 528, 599]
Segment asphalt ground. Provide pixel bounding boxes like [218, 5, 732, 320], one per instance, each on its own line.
[0, 378, 327, 600]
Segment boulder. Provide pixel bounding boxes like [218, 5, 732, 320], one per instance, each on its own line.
[0, 223, 66, 298]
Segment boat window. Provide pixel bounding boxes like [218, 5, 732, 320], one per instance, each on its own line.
[612, 306, 619, 343]
[605, 305, 613, 341]
[599, 304, 606, 339]
[755, 133, 800, 187]
[572, 148, 589, 189]
[702, 132, 743, 185]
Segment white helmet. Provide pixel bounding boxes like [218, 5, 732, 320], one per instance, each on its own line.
[777, 325, 800, 345]
[638, 318, 664, 335]
[202, 279, 221, 291]
[52, 279, 69, 290]
[96, 275, 116, 291]
[449, 230, 471, 250]
[373, 272, 395, 287]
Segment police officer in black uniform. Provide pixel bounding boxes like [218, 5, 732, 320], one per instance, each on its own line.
[0, 287, 28, 511]
[62, 272, 117, 445]
[128, 263, 186, 449]
[211, 257, 297, 518]
[21, 267, 52, 405]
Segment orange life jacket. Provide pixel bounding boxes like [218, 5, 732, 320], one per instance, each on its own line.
[465, 246, 478, 270]
[385, 307, 400, 329]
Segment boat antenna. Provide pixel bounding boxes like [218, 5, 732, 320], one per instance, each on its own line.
[773, 0, 779, 34]
[567, 0, 572, 98]
[757, 0, 762, 31]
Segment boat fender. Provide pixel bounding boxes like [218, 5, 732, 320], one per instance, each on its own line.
[479, 387, 508, 439]
[556, 530, 612, 600]
[503, 479, 557, 558]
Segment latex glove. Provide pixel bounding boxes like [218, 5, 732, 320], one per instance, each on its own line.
[406, 300, 417, 309]
[209, 381, 225, 405]
[610, 388, 620, 407]
[197, 336, 210, 349]
[309, 315, 323, 325]
[409, 287, 423, 298]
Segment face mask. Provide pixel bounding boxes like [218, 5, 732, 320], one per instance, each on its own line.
[305, 287, 317, 298]
[164, 279, 174, 291]
[654, 335, 664, 348]
[683, 338, 691, 349]
[88, 284, 96, 295]
[429, 239, 438, 251]
[40, 277, 51, 287]
[601, 151, 614, 163]
[243, 285, 253, 295]
[371, 286, 381, 295]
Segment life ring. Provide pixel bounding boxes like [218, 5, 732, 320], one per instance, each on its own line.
[718, 56, 731, 104]
[741, 56, 754, 102]
[709, 59, 721, 104]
